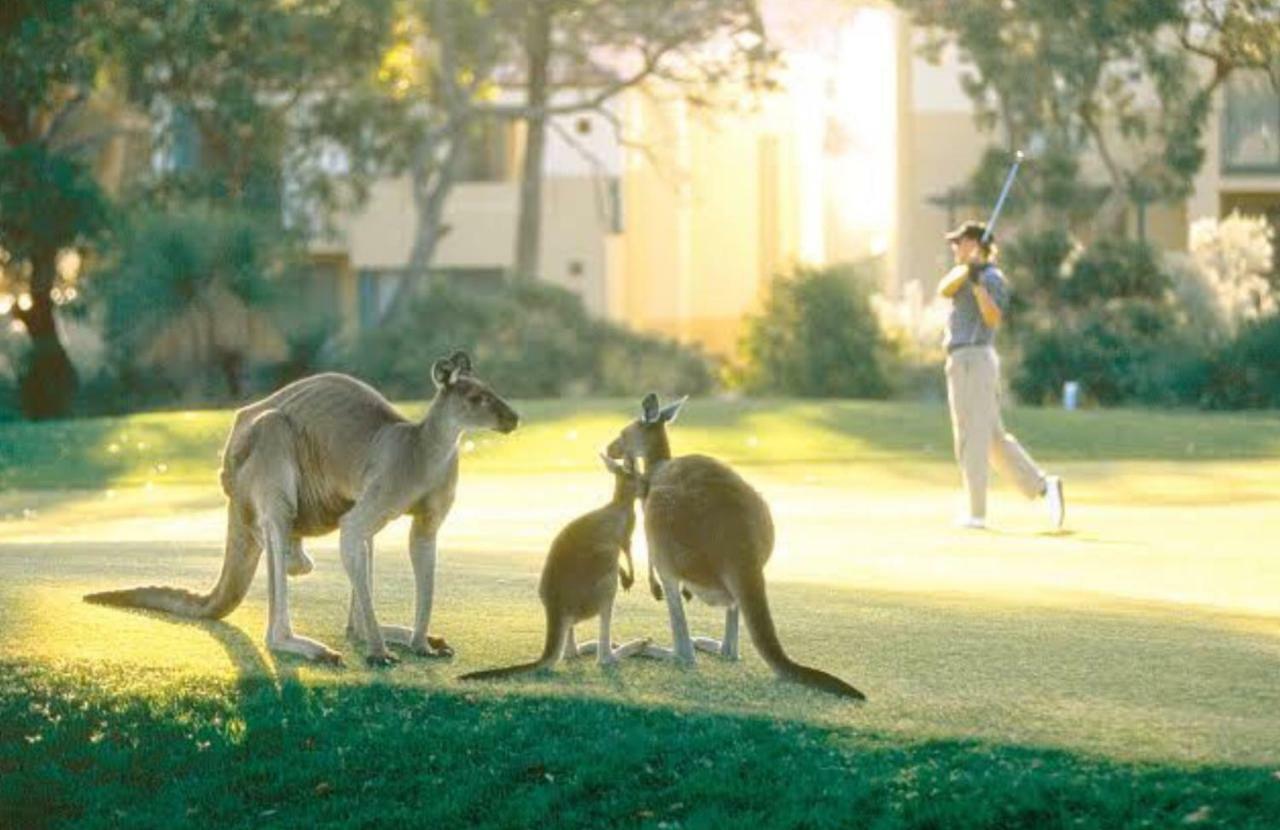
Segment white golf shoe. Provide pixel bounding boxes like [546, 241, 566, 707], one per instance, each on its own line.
[1045, 475, 1065, 529]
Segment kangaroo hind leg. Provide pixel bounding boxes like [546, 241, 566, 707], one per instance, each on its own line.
[264, 519, 342, 664]
[245, 411, 341, 665]
[577, 600, 649, 665]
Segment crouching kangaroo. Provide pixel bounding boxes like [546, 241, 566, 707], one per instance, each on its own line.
[608, 393, 865, 700]
[85, 350, 519, 666]
[460, 454, 648, 681]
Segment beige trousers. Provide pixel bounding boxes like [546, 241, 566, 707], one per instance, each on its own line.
[945, 346, 1045, 519]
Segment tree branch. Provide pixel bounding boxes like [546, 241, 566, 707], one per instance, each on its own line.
[40, 89, 89, 147]
[478, 37, 684, 120]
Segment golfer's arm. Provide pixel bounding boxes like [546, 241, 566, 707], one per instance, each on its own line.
[937, 265, 970, 298]
[973, 283, 1003, 328]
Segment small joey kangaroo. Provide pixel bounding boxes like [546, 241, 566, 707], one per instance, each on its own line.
[609, 393, 866, 700]
[460, 454, 648, 680]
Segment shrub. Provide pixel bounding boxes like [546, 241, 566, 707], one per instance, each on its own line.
[339, 279, 715, 399]
[1012, 299, 1207, 407]
[90, 207, 288, 401]
[1188, 212, 1277, 333]
[1200, 316, 1280, 409]
[731, 264, 892, 398]
[1058, 237, 1170, 306]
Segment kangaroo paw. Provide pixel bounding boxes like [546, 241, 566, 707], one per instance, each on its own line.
[286, 550, 314, 577]
[365, 652, 400, 668]
[607, 638, 651, 663]
[692, 637, 724, 655]
[639, 644, 695, 666]
[411, 636, 454, 658]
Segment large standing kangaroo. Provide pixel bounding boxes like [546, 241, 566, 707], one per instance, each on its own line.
[85, 350, 519, 666]
[607, 393, 865, 700]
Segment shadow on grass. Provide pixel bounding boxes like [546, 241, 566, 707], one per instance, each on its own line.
[2, 627, 1278, 829]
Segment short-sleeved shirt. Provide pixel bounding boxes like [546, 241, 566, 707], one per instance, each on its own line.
[944, 264, 1009, 352]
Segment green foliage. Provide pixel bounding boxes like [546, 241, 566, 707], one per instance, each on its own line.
[1200, 316, 1280, 409]
[93, 209, 283, 362]
[85, 207, 288, 408]
[110, 0, 398, 221]
[0, 145, 110, 262]
[1003, 233, 1209, 406]
[899, 0, 1278, 232]
[341, 279, 715, 399]
[1059, 238, 1170, 305]
[733, 265, 892, 399]
[1012, 299, 1206, 407]
[1003, 229, 1280, 409]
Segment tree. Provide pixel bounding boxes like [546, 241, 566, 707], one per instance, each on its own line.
[109, 0, 398, 221]
[364, 0, 511, 321]
[94, 208, 287, 399]
[1, 0, 402, 417]
[0, 0, 113, 418]
[898, 0, 1280, 237]
[493, 0, 772, 279]
[369, 0, 773, 321]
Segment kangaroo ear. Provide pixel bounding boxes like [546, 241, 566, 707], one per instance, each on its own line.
[449, 350, 473, 375]
[432, 356, 454, 388]
[599, 452, 624, 475]
[658, 395, 688, 424]
[641, 392, 661, 424]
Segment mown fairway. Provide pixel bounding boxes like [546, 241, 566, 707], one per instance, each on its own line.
[2, 398, 1279, 828]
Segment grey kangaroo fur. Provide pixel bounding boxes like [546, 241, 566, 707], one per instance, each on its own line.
[609, 393, 866, 700]
[84, 350, 519, 666]
[459, 454, 649, 681]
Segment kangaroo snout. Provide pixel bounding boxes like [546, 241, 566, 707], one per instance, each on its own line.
[497, 407, 520, 433]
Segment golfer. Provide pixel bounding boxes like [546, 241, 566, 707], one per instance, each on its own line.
[938, 220, 1064, 530]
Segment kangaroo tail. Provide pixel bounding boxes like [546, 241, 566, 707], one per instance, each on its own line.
[459, 606, 568, 681]
[84, 511, 261, 621]
[732, 565, 866, 701]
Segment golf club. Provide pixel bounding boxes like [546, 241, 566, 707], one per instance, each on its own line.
[982, 150, 1025, 244]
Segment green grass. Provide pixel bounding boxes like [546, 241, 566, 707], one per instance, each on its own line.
[2, 399, 1280, 828]
[2, 397, 1278, 490]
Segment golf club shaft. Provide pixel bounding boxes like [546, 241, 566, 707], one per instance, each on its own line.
[982, 151, 1024, 244]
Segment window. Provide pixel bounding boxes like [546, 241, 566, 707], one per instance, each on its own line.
[1223, 71, 1280, 173]
[358, 270, 396, 330]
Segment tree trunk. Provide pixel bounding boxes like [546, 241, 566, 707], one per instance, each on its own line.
[379, 126, 466, 324]
[512, 2, 553, 280]
[1080, 108, 1130, 238]
[16, 246, 77, 419]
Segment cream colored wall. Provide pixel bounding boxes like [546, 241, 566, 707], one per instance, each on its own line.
[334, 174, 613, 315]
[900, 110, 988, 288]
[615, 90, 808, 355]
